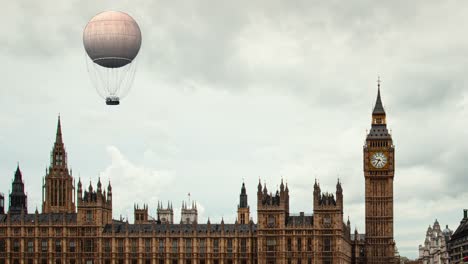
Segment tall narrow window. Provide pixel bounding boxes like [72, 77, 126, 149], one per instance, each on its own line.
[27, 240, 34, 253]
[118, 239, 124, 253]
[324, 237, 331, 252]
[55, 240, 62, 252]
[69, 240, 76, 253]
[158, 239, 165, 253]
[145, 239, 151, 253]
[13, 240, 20, 252]
[213, 239, 219, 253]
[131, 239, 138, 253]
[104, 239, 111, 253]
[171, 239, 178, 253]
[41, 240, 48, 252]
[0, 239, 5, 252]
[185, 239, 192, 254]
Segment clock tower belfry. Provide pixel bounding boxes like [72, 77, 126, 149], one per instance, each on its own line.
[364, 80, 396, 264]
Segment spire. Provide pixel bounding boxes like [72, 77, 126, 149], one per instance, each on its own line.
[56, 115, 63, 144]
[372, 77, 386, 115]
[14, 163, 22, 182]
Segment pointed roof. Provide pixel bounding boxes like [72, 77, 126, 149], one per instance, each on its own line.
[14, 163, 22, 182]
[373, 80, 386, 115]
[55, 115, 63, 144]
[241, 182, 246, 194]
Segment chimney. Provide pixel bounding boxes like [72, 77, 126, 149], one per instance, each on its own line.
[464, 209, 467, 219]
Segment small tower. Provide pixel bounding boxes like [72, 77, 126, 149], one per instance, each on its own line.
[0, 192, 5, 214]
[181, 199, 197, 224]
[256, 179, 290, 229]
[313, 179, 345, 263]
[157, 201, 174, 224]
[134, 204, 149, 224]
[77, 179, 112, 226]
[9, 164, 28, 214]
[237, 181, 250, 224]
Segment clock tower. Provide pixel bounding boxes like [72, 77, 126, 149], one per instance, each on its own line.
[364, 80, 395, 264]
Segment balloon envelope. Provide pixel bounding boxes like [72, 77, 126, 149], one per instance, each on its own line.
[83, 11, 142, 68]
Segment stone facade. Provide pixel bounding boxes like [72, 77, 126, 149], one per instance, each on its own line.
[448, 209, 468, 263]
[0, 85, 397, 264]
[417, 220, 452, 264]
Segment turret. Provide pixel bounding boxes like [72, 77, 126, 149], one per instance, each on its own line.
[77, 179, 112, 226]
[9, 164, 28, 214]
[157, 201, 174, 224]
[134, 204, 149, 224]
[336, 179, 343, 209]
[77, 178, 82, 199]
[237, 181, 250, 224]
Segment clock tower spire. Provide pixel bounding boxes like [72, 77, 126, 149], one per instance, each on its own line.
[364, 79, 396, 264]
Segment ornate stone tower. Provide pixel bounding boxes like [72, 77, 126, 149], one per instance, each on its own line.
[364, 81, 395, 263]
[180, 200, 198, 224]
[157, 201, 174, 224]
[237, 182, 250, 224]
[42, 116, 76, 213]
[9, 165, 28, 214]
[313, 180, 347, 263]
[256, 179, 289, 264]
[77, 178, 113, 225]
[134, 204, 149, 224]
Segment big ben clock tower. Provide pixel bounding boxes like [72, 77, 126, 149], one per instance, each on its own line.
[364, 80, 395, 264]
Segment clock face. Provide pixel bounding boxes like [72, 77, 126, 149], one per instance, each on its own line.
[371, 152, 387, 168]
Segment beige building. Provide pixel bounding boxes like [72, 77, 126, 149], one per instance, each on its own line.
[0, 85, 397, 264]
[418, 220, 452, 264]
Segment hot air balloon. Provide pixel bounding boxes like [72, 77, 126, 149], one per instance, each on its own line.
[83, 11, 142, 105]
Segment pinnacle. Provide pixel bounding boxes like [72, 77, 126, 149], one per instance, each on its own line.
[372, 82, 386, 115]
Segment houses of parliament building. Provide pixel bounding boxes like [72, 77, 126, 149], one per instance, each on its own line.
[0, 84, 397, 264]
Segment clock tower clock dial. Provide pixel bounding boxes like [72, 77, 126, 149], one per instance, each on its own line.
[363, 80, 396, 264]
[371, 152, 388, 168]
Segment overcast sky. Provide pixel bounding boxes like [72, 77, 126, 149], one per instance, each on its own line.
[2, 0, 468, 259]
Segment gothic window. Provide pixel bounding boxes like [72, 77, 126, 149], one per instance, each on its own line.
[84, 239, 94, 252]
[86, 210, 93, 222]
[145, 238, 151, 253]
[213, 238, 219, 253]
[324, 237, 331, 252]
[287, 238, 292, 251]
[171, 239, 178, 253]
[266, 238, 276, 252]
[297, 238, 302, 252]
[41, 240, 48, 252]
[185, 238, 192, 254]
[104, 239, 111, 253]
[55, 239, 62, 252]
[27, 240, 34, 253]
[131, 239, 138, 253]
[199, 238, 206, 254]
[118, 239, 124, 253]
[69, 240, 76, 252]
[158, 239, 165, 253]
[307, 238, 312, 251]
[227, 238, 233, 257]
[12, 240, 20, 252]
[0, 239, 5, 252]
[240, 238, 247, 253]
